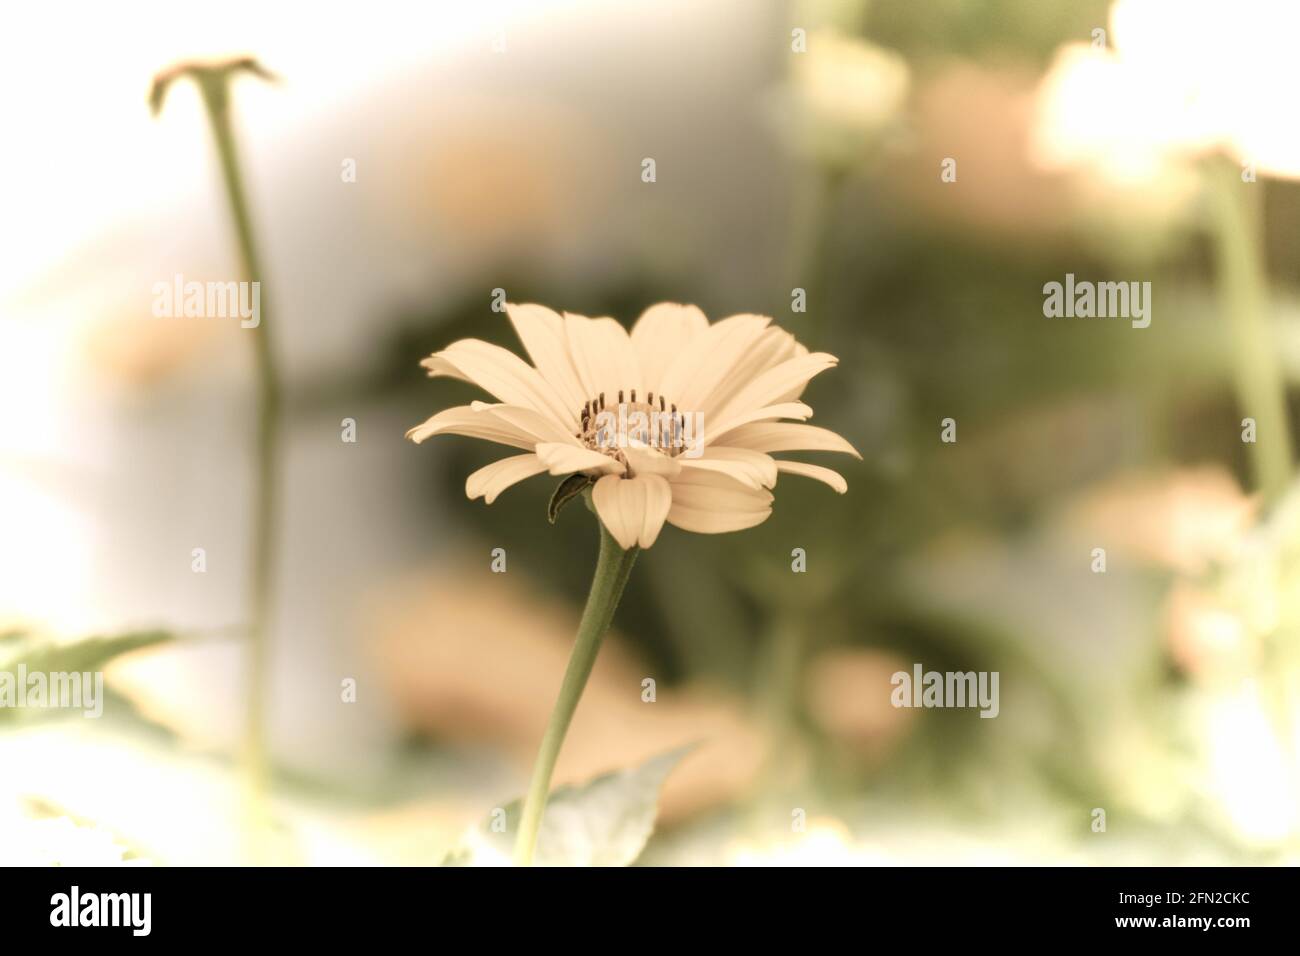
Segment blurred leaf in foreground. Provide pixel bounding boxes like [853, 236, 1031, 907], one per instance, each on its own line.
[0, 630, 172, 725]
[1, 630, 171, 674]
[445, 746, 692, 867]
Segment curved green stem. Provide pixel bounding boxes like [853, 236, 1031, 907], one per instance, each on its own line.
[745, 609, 809, 830]
[194, 75, 281, 841]
[1207, 157, 1293, 502]
[513, 520, 638, 866]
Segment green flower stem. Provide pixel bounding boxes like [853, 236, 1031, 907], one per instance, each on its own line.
[1207, 160, 1299, 848]
[1207, 157, 1293, 503]
[191, 74, 282, 836]
[747, 609, 809, 821]
[514, 519, 638, 866]
[783, 165, 846, 344]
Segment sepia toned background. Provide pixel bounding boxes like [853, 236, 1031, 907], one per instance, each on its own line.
[3, 0, 1299, 865]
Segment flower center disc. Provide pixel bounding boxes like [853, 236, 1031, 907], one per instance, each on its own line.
[578, 389, 688, 462]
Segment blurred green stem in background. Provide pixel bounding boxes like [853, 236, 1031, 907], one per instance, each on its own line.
[1208, 158, 1300, 852]
[514, 515, 638, 865]
[1207, 157, 1294, 503]
[784, 166, 847, 343]
[749, 608, 811, 816]
[151, 59, 282, 853]
[764, 165, 847, 791]
[743, 600, 811, 842]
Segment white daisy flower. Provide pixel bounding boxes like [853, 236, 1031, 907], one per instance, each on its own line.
[406, 303, 859, 550]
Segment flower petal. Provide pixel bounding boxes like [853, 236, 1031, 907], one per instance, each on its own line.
[469, 401, 579, 445]
[422, 339, 576, 430]
[711, 421, 862, 458]
[592, 474, 672, 549]
[629, 303, 709, 393]
[703, 402, 812, 441]
[405, 405, 539, 450]
[505, 303, 588, 414]
[564, 313, 642, 404]
[771, 342, 812, 403]
[466, 454, 549, 503]
[623, 443, 683, 479]
[708, 352, 839, 435]
[678, 447, 778, 489]
[534, 442, 625, 476]
[698, 326, 800, 414]
[775, 460, 848, 493]
[666, 503, 772, 534]
[665, 470, 773, 534]
[656, 314, 772, 416]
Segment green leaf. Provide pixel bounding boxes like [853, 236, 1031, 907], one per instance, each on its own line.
[1, 630, 172, 725]
[547, 473, 593, 525]
[1, 629, 171, 673]
[445, 745, 692, 866]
